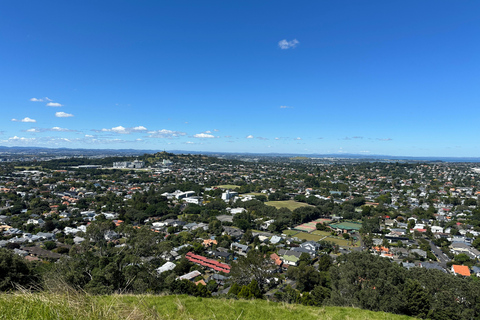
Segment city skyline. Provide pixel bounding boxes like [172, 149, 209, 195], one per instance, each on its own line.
[1, 1, 479, 157]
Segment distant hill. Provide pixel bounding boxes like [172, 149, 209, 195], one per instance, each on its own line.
[1, 145, 479, 162]
[0, 293, 415, 320]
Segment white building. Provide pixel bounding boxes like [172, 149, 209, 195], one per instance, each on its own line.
[222, 190, 238, 201]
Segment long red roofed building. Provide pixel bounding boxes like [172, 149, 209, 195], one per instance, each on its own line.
[185, 252, 231, 274]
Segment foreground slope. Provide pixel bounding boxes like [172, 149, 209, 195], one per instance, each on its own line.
[0, 293, 415, 320]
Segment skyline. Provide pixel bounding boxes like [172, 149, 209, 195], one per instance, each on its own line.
[1, 1, 479, 157]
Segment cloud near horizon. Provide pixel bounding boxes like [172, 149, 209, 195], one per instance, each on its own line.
[98, 125, 148, 134]
[147, 129, 187, 138]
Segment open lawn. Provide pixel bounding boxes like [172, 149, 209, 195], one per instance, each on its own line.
[244, 192, 265, 196]
[310, 231, 359, 247]
[312, 230, 334, 237]
[0, 293, 415, 320]
[265, 200, 311, 210]
[294, 232, 324, 242]
[282, 230, 299, 236]
[214, 185, 240, 189]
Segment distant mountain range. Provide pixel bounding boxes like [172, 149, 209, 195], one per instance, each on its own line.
[0, 146, 479, 162]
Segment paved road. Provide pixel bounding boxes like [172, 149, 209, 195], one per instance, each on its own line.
[430, 241, 450, 267]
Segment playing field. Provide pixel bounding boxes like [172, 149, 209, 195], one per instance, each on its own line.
[214, 185, 240, 189]
[265, 200, 311, 210]
[282, 230, 299, 236]
[294, 232, 324, 241]
[311, 230, 333, 237]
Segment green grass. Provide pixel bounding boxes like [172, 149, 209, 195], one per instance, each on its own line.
[294, 232, 324, 241]
[214, 185, 240, 189]
[282, 230, 299, 236]
[311, 230, 333, 237]
[0, 293, 415, 320]
[310, 231, 358, 247]
[243, 192, 265, 196]
[265, 200, 311, 210]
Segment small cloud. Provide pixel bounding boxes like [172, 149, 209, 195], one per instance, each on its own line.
[24, 127, 77, 133]
[148, 129, 187, 138]
[294, 137, 302, 140]
[85, 134, 94, 138]
[12, 117, 37, 123]
[45, 97, 53, 101]
[280, 106, 293, 109]
[204, 130, 212, 134]
[213, 129, 219, 132]
[278, 39, 299, 50]
[47, 102, 63, 107]
[132, 126, 147, 131]
[193, 133, 215, 138]
[377, 138, 392, 141]
[185, 141, 195, 144]
[30, 98, 43, 102]
[55, 112, 74, 118]
[246, 135, 254, 139]
[257, 137, 269, 140]
[275, 137, 280, 140]
[51, 126, 73, 132]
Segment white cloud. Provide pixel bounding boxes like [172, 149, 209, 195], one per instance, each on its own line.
[30, 98, 43, 102]
[185, 141, 195, 144]
[213, 129, 219, 132]
[204, 130, 212, 134]
[55, 112, 74, 118]
[51, 126, 71, 132]
[275, 137, 280, 140]
[194, 133, 215, 138]
[12, 117, 37, 123]
[294, 137, 302, 140]
[24, 127, 77, 133]
[278, 39, 299, 49]
[47, 102, 63, 107]
[85, 134, 94, 138]
[98, 125, 148, 134]
[45, 97, 53, 101]
[280, 105, 293, 109]
[246, 135, 254, 139]
[148, 129, 187, 138]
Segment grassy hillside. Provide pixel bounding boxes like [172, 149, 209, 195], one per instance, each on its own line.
[0, 292, 415, 320]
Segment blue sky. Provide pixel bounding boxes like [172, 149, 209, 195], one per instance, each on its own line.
[1, 1, 479, 157]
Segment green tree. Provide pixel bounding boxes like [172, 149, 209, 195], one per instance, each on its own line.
[0, 249, 37, 291]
